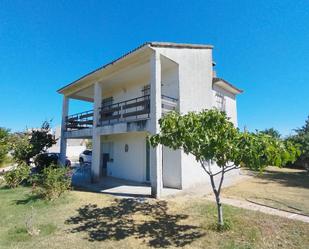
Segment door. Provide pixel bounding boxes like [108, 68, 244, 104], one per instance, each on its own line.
[146, 140, 150, 182]
[102, 153, 109, 176]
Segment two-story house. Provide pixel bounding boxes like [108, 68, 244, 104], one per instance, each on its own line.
[57, 42, 242, 198]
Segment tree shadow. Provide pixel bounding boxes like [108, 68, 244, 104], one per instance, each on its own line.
[257, 168, 309, 189]
[65, 198, 204, 247]
[14, 194, 41, 205]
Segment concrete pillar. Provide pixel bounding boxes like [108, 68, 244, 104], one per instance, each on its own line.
[149, 51, 163, 198]
[59, 95, 69, 165]
[91, 82, 102, 182]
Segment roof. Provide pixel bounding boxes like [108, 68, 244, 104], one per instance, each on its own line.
[213, 77, 243, 94]
[57, 42, 213, 94]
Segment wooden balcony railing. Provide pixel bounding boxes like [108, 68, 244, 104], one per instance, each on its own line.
[65, 110, 94, 130]
[65, 94, 178, 130]
[99, 95, 150, 126]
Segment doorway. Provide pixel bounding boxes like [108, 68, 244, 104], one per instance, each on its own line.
[146, 140, 150, 182]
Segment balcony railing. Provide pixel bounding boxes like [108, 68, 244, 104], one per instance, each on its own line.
[99, 95, 150, 126]
[65, 94, 178, 130]
[161, 95, 178, 115]
[66, 110, 93, 130]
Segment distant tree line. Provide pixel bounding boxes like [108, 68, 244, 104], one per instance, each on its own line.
[261, 116, 309, 171]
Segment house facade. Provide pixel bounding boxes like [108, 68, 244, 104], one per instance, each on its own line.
[57, 42, 242, 198]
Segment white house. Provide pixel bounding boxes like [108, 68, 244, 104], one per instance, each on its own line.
[57, 42, 243, 198]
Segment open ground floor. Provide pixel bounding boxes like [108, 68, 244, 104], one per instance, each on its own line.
[65, 131, 241, 198]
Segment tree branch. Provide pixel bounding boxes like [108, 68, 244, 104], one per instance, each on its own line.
[223, 165, 240, 174]
[218, 167, 225, 195]
[200, 160, 211, 175]
[211, 169, 224, 177]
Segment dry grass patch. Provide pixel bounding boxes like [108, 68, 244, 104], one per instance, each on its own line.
[222, 166, 309, 215]
[0, 186, 308, 249]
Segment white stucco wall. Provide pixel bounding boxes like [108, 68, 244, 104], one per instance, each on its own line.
[162, 147, 182, 189]
[154, 47, 216, 189]
[155, 47, 213, 113]
[161, 60, 179, 100]
[48, 145, 86, 160]
[212, 85, 238, 126]
[102, 132, 148, 183]
[105, 79, 149, 103]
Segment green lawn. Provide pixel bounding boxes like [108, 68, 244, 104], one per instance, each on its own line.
[223, 167, 309, 216]
[0, 156, 13, 168]
[0, 186, 308, 249]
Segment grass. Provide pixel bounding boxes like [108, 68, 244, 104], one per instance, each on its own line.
[222, 166, 309, 216]
[0, 156, 13, 168]
[0, 185, 308, 249]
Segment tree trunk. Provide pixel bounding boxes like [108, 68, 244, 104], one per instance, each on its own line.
[210, 174, 224, 226]
[215, 194, 224, 226]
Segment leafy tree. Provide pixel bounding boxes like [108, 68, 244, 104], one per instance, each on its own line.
[149, 109, 299, 227]
[288, 115, 309, 171]
[0, 127, 10, 164]
[11, 121, 56, 165]
[260, 128, 281, 139]
[85, 139, 92, 149]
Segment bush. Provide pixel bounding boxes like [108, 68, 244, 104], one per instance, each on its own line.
[0, 127, 10, 164]
[31, 165, 72, 200]
[4, 163, 30, 188]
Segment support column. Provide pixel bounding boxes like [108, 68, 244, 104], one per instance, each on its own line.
[91, 82, 102, 182]
[149, 51, 163, 198]
[59, 95, 69, 165]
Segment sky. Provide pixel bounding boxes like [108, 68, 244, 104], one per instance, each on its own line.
[0, 0, 308, 136]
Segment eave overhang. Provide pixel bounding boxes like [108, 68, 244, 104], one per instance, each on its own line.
[212, 77, 243, 95]
[57, 42, 213, 96]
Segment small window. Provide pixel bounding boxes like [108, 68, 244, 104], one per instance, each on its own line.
[215, 93, 225, 112]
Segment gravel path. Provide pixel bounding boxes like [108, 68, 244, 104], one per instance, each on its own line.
[206, 195, 309, 223]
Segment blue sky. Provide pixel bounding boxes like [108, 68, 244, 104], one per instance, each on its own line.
[0, 0, 308, 136]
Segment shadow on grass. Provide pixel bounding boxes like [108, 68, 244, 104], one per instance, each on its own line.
[258, 168, 309, 189]
[65, 198, 204, 248]
[14, 194, 42, 205]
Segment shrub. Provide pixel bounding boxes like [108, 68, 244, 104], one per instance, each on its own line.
[31, 165, 71, 200]
[287, 115, 309, 171]
[4, 163, 30, 188]
[0, 127, 10, 164]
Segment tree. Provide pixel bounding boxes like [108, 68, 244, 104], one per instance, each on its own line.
[149, 109, 299, 227]
[85, 139, 92, 149]
[11, 121, 56, 165]
[0, 127, 10, 164]
[260, 128, 281, 139]
[288, 115, 309, 171]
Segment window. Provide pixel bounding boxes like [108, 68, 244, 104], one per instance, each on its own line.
[215, 93, 225, 112]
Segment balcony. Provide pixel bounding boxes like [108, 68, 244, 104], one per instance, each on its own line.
[65, 95, 177, 131]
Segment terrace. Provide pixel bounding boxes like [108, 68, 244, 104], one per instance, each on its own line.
[65, 94, 178, 131]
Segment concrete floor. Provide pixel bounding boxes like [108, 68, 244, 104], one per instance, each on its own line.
[71, 164, 244, 199]
[71, 165, 180, 198]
